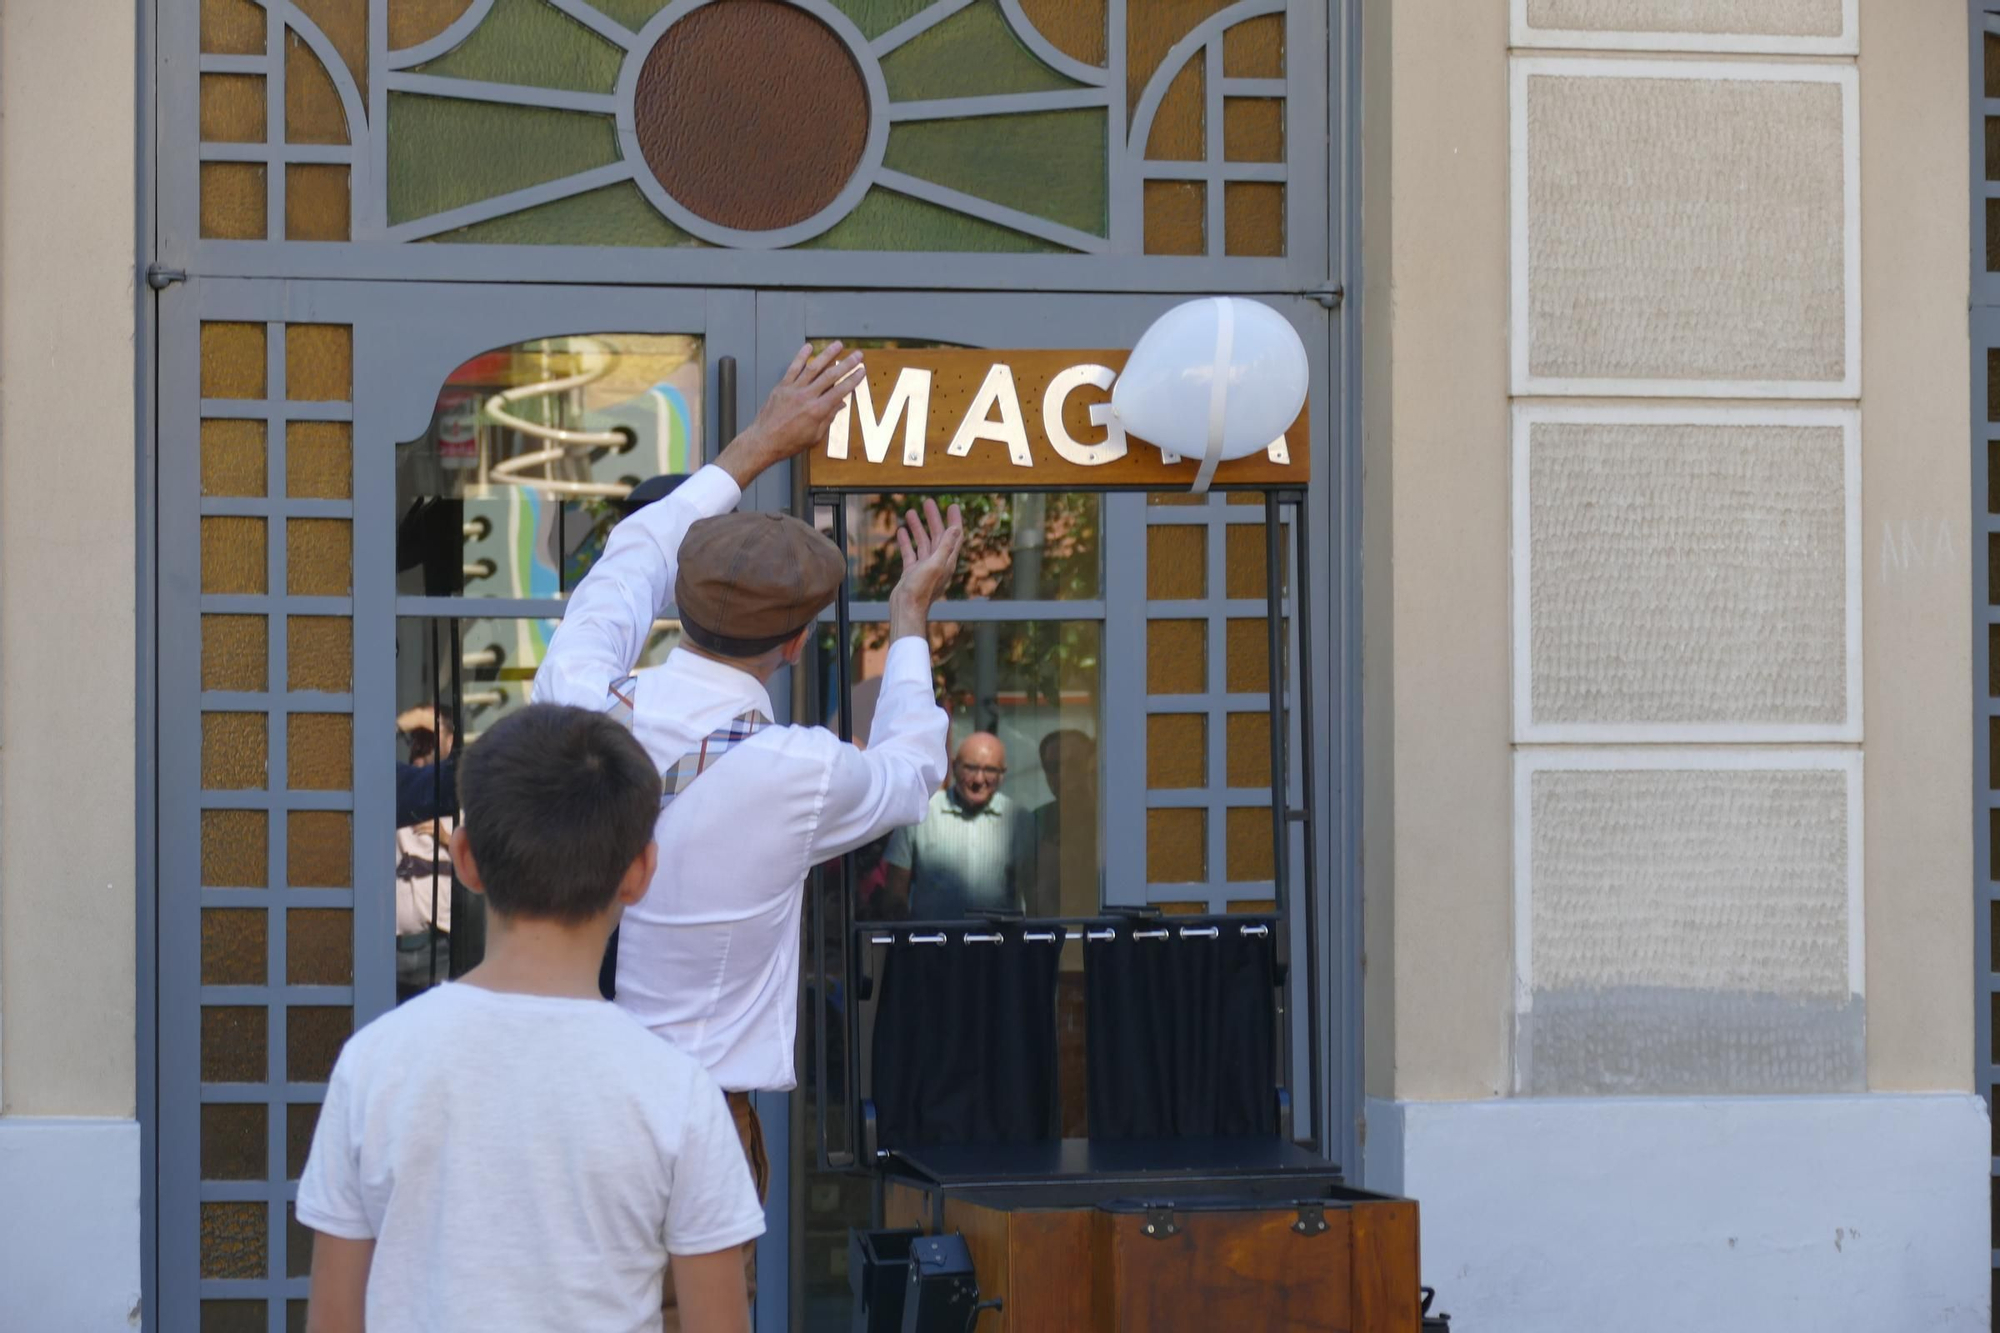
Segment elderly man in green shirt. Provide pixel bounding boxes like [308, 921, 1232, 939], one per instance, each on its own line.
[881, 732, 1036, 920]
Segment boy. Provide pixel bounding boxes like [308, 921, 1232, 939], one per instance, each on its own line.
[298, 704, 764, 1333]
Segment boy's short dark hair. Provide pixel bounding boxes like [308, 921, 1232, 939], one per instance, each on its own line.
[456, 704, 659, 923]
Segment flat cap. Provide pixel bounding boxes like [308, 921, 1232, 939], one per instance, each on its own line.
[674, 511, 846, 656]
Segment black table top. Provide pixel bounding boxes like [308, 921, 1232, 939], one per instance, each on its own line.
[882, 1136, 1365, 1209]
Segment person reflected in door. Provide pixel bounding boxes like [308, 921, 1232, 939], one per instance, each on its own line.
[1030, 728, 1098, 919]
[880, 732, 1038, 920]
[530, 342, 964, 1326]
[394, 707, 455, 1000]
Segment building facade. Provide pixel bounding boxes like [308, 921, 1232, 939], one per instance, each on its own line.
[0, 0, 1989, 1329]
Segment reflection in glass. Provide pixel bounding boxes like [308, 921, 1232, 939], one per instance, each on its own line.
[395, 335, 704, 600]
[835, 492, 1101, 603]
[387, 615, 681, 1000]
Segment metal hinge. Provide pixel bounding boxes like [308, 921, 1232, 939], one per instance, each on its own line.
[1293, 1203, 1329, 1236]
[1306, 283, 1344, 310]
[146, 264, 187, 290]
[1140, 1206, 1179, 1239]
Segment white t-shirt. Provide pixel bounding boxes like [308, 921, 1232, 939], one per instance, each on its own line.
[297, 982, 765, 1333]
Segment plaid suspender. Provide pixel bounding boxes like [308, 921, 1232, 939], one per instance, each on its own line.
[602, 673, 771, 803]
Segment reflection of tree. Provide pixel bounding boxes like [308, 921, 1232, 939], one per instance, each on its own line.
[854, 492, 1099, 714]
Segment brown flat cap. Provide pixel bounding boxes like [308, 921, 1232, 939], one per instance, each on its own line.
[674, 511, 846, 656]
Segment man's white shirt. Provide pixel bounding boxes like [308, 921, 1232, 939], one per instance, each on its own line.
[532, 465, 948, 1092]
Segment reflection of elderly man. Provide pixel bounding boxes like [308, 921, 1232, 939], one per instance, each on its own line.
[882, 732, 1036, 919]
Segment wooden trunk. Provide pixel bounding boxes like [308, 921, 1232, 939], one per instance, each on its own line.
[884, 1182, 1421, 1332]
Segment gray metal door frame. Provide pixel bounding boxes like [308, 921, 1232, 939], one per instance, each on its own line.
[1971, 3, 1997, 1296]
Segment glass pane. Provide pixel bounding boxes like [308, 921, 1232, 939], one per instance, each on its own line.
[203, 809, 269, 888]
[202, 614, 268, 692]
[203, 322, 268, 399]
[287, 1203, 315, 1278]
[388, 96, 620, 226]
[1224, 182, 1284, 258]
[1146, 523, 1204, 599]
[289, 1300, 309, 1333]
[839, 492, 1101, 602]
[202, 419, 267, 498]
[200, 1102, 267, 1180]
[288, 616, 353, 693]
[202, 907, 266, 986]
[287, 908, 353, 985]
[1146, 59, 1202, 160]
[201, 1006, 267, 1083]
[202, 517, 268, 595]
[835, 620, 1101, 922]
[200, 73, 267, 143]
[1223, 97, 1283, 163]
[288, 713, 353, 790]
[1224, 520, 1288, 598]
[286, 324, 352, 402]
[417, 0, 621, 93]
[1221, 12, 1283, 77]
[201, 1300, 267, 1333]
[1225, 806, 1273, 881]
[285, 36, 349, 144]
[396, 335, 705, 598]
[286, 164, 352, 242]
[1225, 711, 1271, 789]
[1225, 617, 1283, 694]
[1018, 0, 1106, 65]
[287, 1101, 321, 1179]
[288, 519, 352, 596]
[202, 0, 265, 54]
[1146, 619, 1205, 694]
[1145, 713, 1204, 789]
[199, 1202, 266, 1279]
[1143, 179, 1203, 256]
[287, 1006, 352, 1082]
[201, 162, 268, 240]
[287, 421, 353, 499]
[288, 811, 353, 888]
[880, 0, 1080, 101]
[1146, 807, 1205, 883]
[1126, 0, 1233, 118]
[202, 712, 268, 790]
[884, 110, 1108, 236]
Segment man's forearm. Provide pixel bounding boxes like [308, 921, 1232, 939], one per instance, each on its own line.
[887, 590, 929, 645]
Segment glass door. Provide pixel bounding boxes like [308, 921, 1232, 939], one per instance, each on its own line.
[755, 291, 1339, 1330]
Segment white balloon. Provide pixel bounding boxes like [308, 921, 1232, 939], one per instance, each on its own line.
[1111, 297, 1308, 490]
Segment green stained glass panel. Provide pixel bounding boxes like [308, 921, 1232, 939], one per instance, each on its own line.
[387, 95, 618, 224]
[827, 0, 940, 40]
[881, 0, 1082, 102]
[801, 187, 1066, 252]
[883, 108, 1106, 235]
[429, 181, 705, 246]
[584, 0, 672, 30]
[414, 0, 622, 93]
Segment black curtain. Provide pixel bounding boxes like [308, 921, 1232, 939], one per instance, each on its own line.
[1085, 924, 1278, 1140]
[870, 929, 1060, 1151]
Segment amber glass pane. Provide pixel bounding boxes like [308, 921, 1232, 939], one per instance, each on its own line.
[289, 811, 352, 887]
[1144, 180, 1203, 256]
[1126, 0, 1232, 117]
[287, 1203, 315, 1278]
[1222, 12, 1283, 77]
[1226, 897, 1277, 914]
[1986, 119, 2000, 183]
[1155, 900, 1206, 915]
[1224, 182, 1283, 258]
[200, 1202, 266, 1279]
[1146, 713, 1205, 789]
[1225, 618, 1282, 693]
[1146, 807, 1205, 883]
[203, 712, 269, 790]
[203, 0, 266, 54]
[1987, 32, 2000, 98]
[287, 1102, 321, 1179]
[286, 35, 349, 144]
[288, 1006, 352, 1082]
[289, 617, 353, 693]
[289, 713, 353, 790]
[201, 419, 267, 498]
[201, 1102, 267, 1180]
[287, 421, 352, 498]
[1225, 712, 1271, 789]
[1990, 349, 2000, 421]
[202, 908, 267, 986]
[1223, 97, 1282, 163]
[202, 517, 268, 595]
[1148, 490, 1205, 507]
[1991, 625, 2000, 696]
[286, 904, 352, 984]
[201, 162, 268, 240]
[201, 74, 267, 143]
[1225, 806, 1273, 881]
[202, 614, 268, 693]
[201, 1006, 267, 1083]
[390, 0, 474, 50]
[295, 0, 369, 99]
[1146, 58, 1203, 160]
[201, 1300, 268, 1333]
[1146, 524, 1205, 599]
[203, 809, 269, 888]
[1019, 0, 1106, 64]
[1147, 619, 1206, 694]
[286, 324, 352, 401]
[288, 519, 353, 596]
[1990, 534, 2000, 606]
[203, 322, 268, 399]
[1989, 199, 2000, 274]
[287, 165, 352, 242]
[1224, 521, 1288, 598]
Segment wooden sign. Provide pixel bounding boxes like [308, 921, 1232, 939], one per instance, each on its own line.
[804, 349, 1309, 492]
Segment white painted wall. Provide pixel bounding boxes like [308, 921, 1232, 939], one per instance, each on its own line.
[1365, 1094, 1990, 1331]
[0, 1119, 142, 1329]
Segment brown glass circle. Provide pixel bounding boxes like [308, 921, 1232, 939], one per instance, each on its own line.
[633, 0, 870, 233]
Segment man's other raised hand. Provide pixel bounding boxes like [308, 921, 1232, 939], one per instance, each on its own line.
[716, 341, 866, 489]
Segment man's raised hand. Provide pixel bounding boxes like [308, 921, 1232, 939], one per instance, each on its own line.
[716, 341, 865, 489]
[887, 498, 964, 643]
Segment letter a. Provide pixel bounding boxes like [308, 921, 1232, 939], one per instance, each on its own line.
[945, 363, 1034, 467]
